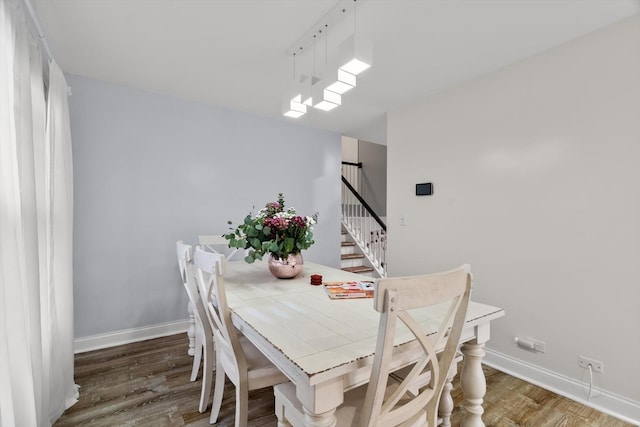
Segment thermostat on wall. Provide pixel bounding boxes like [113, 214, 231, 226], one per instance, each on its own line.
[416, 183, 433, 196]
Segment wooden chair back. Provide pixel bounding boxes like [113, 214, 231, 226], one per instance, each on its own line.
[198, 234, 247, 262]
[176, 241, 212, 340]
[361, 265, 472, 427]
[193, 247, 247, 383]
[177, 241, 217, 412]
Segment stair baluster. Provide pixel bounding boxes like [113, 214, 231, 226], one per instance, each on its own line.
[341, 162, 387, 277]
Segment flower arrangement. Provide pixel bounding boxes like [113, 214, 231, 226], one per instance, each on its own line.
[224, 193, 318, 263]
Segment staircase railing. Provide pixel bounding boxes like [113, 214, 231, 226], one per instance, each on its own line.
[341, 162, 387, 277]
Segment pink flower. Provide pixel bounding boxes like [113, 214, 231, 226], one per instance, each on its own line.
[291, 216, 306, 228]
[225, 193, 318, 263]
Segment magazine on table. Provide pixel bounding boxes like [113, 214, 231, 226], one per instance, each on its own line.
[324, 281, 375, 299]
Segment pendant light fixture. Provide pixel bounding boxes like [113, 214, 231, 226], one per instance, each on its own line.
[338, 0, 372, 75]
[325, 66, 356, 94]
[283, 94, 306, 118]
[301, 35, 321, 107]
[313, 25, 341, 112]
[282, 53, 307, 118]
[323, 24, 356, 95]
[283, 0, 372, 116]
[313, 88, 341, 111]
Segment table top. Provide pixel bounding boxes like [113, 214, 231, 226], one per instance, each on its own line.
[223, 260, 505, 382]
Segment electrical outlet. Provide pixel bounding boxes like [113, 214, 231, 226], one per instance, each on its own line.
[515, 337, 546, 353]
[533, 340, 546, 353]
[579, 356, 604, 374]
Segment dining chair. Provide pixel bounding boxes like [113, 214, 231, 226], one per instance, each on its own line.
[198, 234, 248, 262]
[175, 241, 214, 413]
[193, 247, 289, 427]
[389, 354, 462, 427]
[274, 265, 472, 427]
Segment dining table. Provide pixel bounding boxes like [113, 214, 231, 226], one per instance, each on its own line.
[213, 259, 505, 427]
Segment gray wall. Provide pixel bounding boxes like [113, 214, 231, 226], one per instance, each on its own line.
[387, 16, 640, 403]
[68, 74, 342, 338]
[359, 140, 387, 216]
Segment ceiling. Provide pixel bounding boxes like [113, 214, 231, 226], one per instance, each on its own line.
[32, 0, 640, 144]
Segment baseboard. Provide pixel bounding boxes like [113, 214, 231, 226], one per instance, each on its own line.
[73, 326, 639, 424]
[74, 320, 189, 354]
[484, 348, 640, 425]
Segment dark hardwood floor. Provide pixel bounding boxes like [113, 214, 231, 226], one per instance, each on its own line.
[54, 334, 634, 427]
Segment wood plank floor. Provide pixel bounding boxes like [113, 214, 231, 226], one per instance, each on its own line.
[54, 334, 633, 427]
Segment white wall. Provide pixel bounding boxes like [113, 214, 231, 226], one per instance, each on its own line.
[68, 74, 342, 338]
[387, 14, 640, 406]
[341, 136, 358, 163]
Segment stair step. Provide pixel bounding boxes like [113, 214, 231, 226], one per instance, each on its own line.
[341, 253, 364, 260]
[342, 266, 375, 274]
[341, 241, 355, 247]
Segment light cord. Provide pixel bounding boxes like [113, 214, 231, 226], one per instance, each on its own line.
[353, 0, 357, 34]
[292, 53, 296, 78]
[325, 24, 328, 65]
[313, 35, 317, 75]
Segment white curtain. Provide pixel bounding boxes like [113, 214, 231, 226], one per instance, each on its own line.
[0, 0, 78, 425]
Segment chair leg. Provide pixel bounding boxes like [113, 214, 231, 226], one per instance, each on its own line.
[191, 333, 203, 381]
[198, 339, 214, 413]
[438, 361, 458, 427]
[209, 356, 226, 422]
[234, 385, 249, 427]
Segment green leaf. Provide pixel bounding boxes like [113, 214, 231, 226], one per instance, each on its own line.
[227, 193, 318, 264]
[284, 237, 295, 252]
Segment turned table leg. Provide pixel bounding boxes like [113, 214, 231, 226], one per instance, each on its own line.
[303, 407, 337, 427]
[460, 341, 486, 427]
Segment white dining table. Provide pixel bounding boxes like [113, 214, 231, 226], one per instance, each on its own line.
[219, 260, 505, 427]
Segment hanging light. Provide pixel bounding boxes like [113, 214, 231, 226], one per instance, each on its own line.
[338, 35, 372, 75]
[301, 35, 321, 106]
[325, 63, 356, 95]
[301, 74, 321, 106]
[311, 72, 341, 111]
[283, 0, 373, 115]
[338, 0, 372, 76]
[283, 110, 304, 118]
[312, 25, 341, 111]
[282, 53, 306, 118]
[323, 23, 356, 94]
[313, 88, 341, 111]
[283, 94, 306, 118]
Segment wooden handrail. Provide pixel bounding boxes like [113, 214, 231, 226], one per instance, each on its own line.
[341, 161, 362, 168]
[341, 161, 387, 276]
